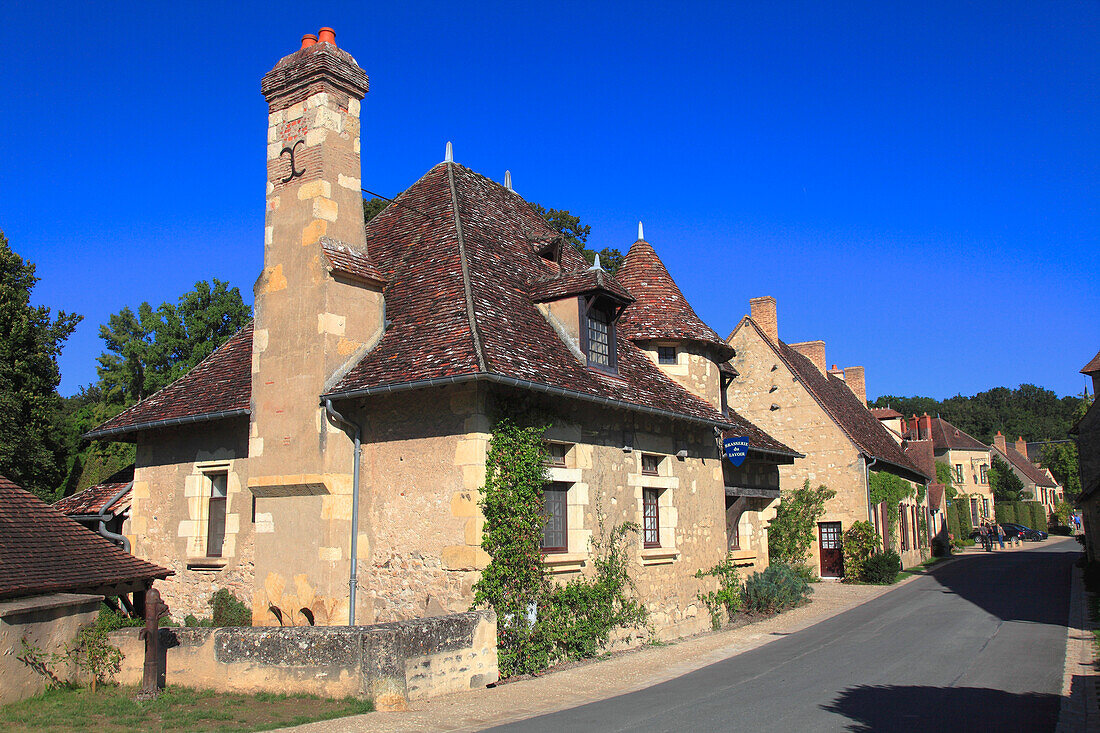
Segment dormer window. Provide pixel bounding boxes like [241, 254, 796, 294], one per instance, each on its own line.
[581, 297, 619, 372]
[657, 345, 677, 364]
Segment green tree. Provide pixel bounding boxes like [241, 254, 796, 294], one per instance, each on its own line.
[0, 232, 81, 499]
[988, 456, 1024, 502]
[1041, 442, 1081, 502]
[935, 460, 956, 500]
[362, 196, 388, 224]
[96, 280, 251, 404]
[529, 203, 624, 275]
[768, 480, 836, 566]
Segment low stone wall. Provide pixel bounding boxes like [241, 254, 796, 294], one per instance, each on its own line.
[110, 609, 496, 710]
[0, 593, 102, 705]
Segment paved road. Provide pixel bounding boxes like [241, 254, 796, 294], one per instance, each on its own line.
[485, 539, 1078, 732]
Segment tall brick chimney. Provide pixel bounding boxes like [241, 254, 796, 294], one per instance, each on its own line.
[843, 366, 866, 405]
[909, 415, 919, 439]
[749, 296, 778, 343]
[993, 431, 1007, 453]
[1015, 436, 1028, 457]
[919, 413, 932, 441]
[250, 29, 379, 496]
[789, 340, 826, 374]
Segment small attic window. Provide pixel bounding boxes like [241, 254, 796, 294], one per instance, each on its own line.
[583, 302, 616, 371]
[658, 346, 677, 365]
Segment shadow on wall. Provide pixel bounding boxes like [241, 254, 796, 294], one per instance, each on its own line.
[820, 684, 1063, 732]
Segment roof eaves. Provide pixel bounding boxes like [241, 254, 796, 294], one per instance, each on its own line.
[83, 407, 250, 441]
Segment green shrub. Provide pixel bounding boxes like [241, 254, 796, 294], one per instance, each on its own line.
[210, 589, 252, 627]
[931, 536, 951, 557]
[841, 521, 880, 583]
[767, 481, 836, 566]
[1033, 502, 1049, 530]
[1050, 525, 1073, 536]
[946, 503, 961, 542]
[788, 562, 818, 584]
[995, 503, 1015, 525]
[862, 550, 901, 584]
[695, 555, 743, 630]
[956, 497, 974, 538]
[743, 563, 812, 615]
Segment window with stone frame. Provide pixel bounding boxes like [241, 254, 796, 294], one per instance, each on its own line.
[643, 488, 661, 548]
[980, 464, 988, 484]
[581, 299, 616, 371]
[206, 471, 229, 558]
[899, 503, 909, 551]
[546, 441, 570, 467]
[541, 483, 570, 553]
[641, 453, 662, 476]
[657, 345, 677, 365]
[955, 464, 964, 483]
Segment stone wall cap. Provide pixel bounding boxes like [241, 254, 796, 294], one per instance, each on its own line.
[0, 592, 103, 618]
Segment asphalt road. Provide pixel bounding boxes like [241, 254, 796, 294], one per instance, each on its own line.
[485, 538, 1078, 733]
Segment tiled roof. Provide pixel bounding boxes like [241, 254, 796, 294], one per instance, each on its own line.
[904, 440, 936, 481]
[997, 445, 1058, 488]
[54, 466, 134, 516]
[927, 483, 946, 511]
[870, 407, 902, 419]
[722, 425, 800, 459]
[927, 417, 989, 453]
[327, 162, 755, 430]
[734, 316, 929, 481]
[1082, 349, 1100, 375]
[86, 324, 254, 439]
[0, 475, 170, 600]
[616, 239, 734, 360]
[321, 238, 387, 285]
[527, 268, 634, 304]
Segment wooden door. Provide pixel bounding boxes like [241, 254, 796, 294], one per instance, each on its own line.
[819, 521, 843, 578]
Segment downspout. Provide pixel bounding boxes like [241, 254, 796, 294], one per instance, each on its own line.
[325, 398, 362, 626]
[98, 482, 133, 553]
[864, 456, 878, 541]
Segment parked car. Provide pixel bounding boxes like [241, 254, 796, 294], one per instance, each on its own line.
[1001, 522, 1047, 541]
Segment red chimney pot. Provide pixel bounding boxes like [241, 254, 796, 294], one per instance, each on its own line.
[300, 34, 317, 50]
[318, 27, 336, 46]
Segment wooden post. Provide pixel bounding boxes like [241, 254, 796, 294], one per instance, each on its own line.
[135, 588, 169, 700]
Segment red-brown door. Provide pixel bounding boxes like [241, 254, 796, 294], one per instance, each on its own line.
[819, 521, 843, 578]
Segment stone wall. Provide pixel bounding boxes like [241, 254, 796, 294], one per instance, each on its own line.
[110, 609, 496, 711]
[0, 594, 101, 705]
[131, 419, 253, 621]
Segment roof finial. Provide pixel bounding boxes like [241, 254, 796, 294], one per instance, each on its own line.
[589, 253, 603, 271]
[445, 141, 453, 163]
[504, 170, 512, 191]
[638, 221, 644, 241]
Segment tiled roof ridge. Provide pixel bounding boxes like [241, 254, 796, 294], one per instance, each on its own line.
[998, 444, 1058, 487]
[930, 416, 989, 452]
[446, 162, 489, 372]
[1082, 348, 1100, 375]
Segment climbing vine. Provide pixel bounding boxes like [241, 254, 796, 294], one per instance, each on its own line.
[841, 521, 880, 582]
[695, 555, 744, 629]
[869, 471, 914, 545]
[767, 480, 836, 566]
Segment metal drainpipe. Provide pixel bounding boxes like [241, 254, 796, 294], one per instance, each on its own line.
[324, 399, 362, 626]
[98, 482, 133, 553]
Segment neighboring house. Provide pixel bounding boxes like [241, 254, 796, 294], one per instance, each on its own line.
[53, 466, 133, 549]
[726, 297, 931, 578]
[1074, 350, 1100, 562]
[991, 432, 1062, 517]
[0, 475, 170, 704]
[84, 30, 795, 640]
[906, 415, 994, 527]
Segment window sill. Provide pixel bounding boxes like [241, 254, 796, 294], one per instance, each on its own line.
[640, 547, 679, 566]
[542, 552, 587, 574]
[187, 558, 227, 571]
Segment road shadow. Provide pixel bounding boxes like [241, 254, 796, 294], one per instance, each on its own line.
[921, 541, 1079, 627]
[821, 684, 1062, 732]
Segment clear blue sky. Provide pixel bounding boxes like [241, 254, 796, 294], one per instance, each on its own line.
[2, 1, 1096, 400]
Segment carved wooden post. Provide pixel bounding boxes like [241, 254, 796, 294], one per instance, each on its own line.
[135, 588, 169, 700]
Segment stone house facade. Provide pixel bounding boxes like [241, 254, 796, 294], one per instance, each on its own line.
[86, 29, 796, 640]
[991, 432, 1062, 517]
[725, 297, 931, 577]
[911, 415, 994, 527]
[1074, 350, 1100, 562]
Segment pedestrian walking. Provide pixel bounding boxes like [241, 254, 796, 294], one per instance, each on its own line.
[996, 522, 1005, 550]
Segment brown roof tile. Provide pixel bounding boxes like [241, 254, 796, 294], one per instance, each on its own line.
[321, 238, 387, 285]
[54, 466, 133, 517]
[870, 407, 902, 419]
[904, 440, 936, 481]
[616, 239, 734, 360]
[997, 445, 1058, 488]
[0, 475, 170, 600]
[927, 483, 946, 511]
[1082, 349, 1100, 375]
[527, 268, 634, 304]
[86, 324, 253, 439]
[925, 417, 989, 453]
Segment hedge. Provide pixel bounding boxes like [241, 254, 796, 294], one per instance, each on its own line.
[995, 503, 1015, 525]
[957, 499, 974, 538]
[946, 502, 961, 541]
[1031, 502, 1048, 530]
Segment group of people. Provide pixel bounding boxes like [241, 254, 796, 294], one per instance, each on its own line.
[977, 521, 1007, 551]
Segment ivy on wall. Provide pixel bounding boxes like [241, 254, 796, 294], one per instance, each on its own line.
[869, 471, 915, 545]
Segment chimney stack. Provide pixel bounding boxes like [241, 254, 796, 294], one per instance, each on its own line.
[919, 413, 932, 441]
[789, 340, 826, 374]
[843, 366, 866, 405]
[994, 431, 1007, 453]
[1016, 436, 1029, 458]
[749, 296, 778, 343]
[828, 364, 844, 378]
[909, 415, 919, 439]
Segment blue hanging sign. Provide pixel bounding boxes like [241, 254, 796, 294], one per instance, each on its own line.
[723, 437, 750, 466]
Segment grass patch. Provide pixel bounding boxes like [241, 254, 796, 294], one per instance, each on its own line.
[895, 556, 950, 583]
[0, 685, 373, 732]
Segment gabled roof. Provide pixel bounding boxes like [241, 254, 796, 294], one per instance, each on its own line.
[870, 407, 902, 419]
[927, 417, 989, 453]
[0, 475, 170, 600]
[616, 239, 734, 360]
[86, 324, 253, 439]
[994, 444, 1058, 488]
[904, 440, 936, 481]
[1082, 349, 1100, 375]
[325, 162, 751, 431]
[733, 316, 929, 482]
[54, 466, 134, 517]
[527, 267, 633, 304]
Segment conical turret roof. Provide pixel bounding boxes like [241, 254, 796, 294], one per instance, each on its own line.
[616, 237, 733, 360]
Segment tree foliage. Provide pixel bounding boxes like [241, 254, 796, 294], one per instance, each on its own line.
[1042, 442, 1081, 502]
[871, 385, 1086, 445]
[841, 521, 881, 583]
[0, 232, 81, 499]
[529, 203, 624, 275]
[988, 455, 1024, 502]
[96, 280, 251, 404]
[767, 480, 836, 566]
[363, 196, 388, 224]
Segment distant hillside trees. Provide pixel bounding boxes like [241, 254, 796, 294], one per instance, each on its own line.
[0, 232, 81, 499]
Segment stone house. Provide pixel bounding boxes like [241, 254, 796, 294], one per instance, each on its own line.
[54, 467, 133, 553]
[1074, 350, 1100, 561]
[725, 297, 931, 577]
[85, 29, 795, 640]
[991, 432, 1062, 518]
[0, 475, 169, 704]
[908, 415, 994, 527]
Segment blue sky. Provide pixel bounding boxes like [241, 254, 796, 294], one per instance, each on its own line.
[2, 1, 1096, 399]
